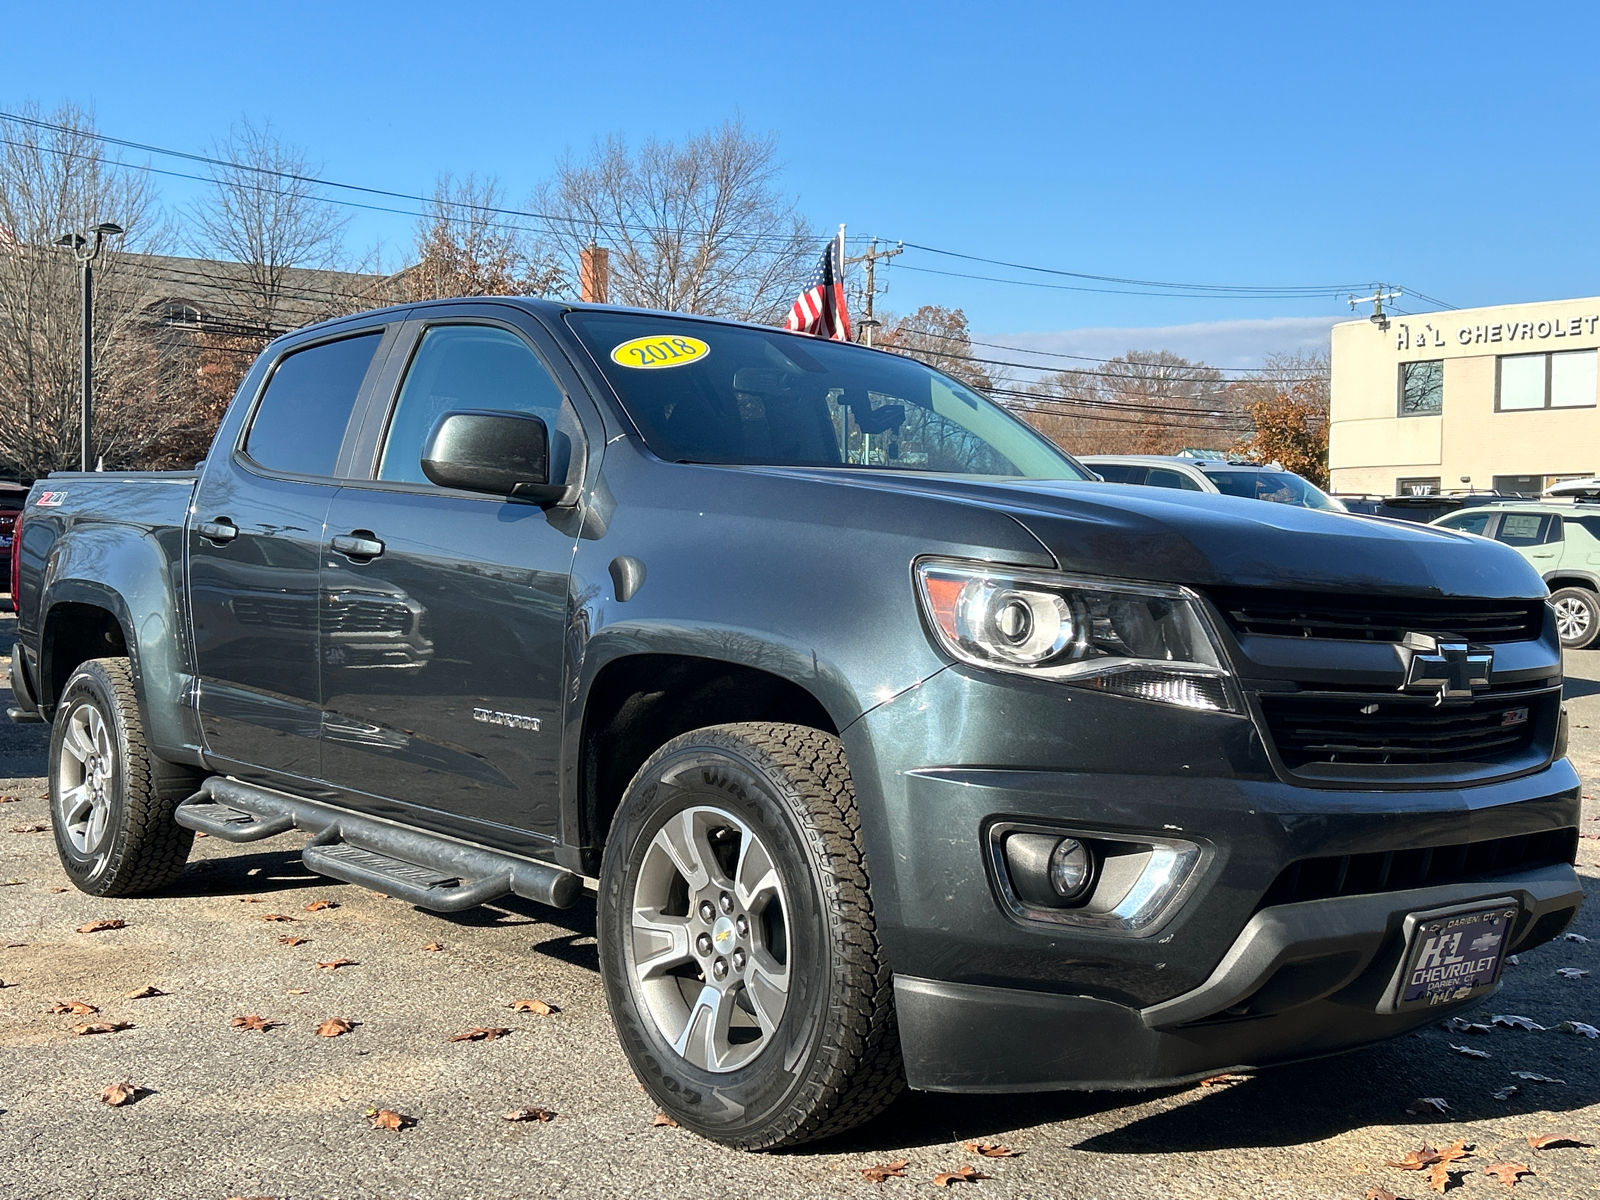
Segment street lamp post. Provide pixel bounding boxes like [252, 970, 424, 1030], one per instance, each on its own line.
[55, 222, 124, 471]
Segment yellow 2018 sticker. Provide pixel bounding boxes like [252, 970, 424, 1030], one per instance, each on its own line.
[610, 334, 710, 369]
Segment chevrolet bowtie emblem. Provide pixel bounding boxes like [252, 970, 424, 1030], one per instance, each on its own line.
[1400, 632, 1492, 702]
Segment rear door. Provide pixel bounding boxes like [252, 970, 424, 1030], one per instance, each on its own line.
[314, 306, 594, 845]
[189, 325, 399, 783]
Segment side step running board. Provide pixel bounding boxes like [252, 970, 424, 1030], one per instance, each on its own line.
[174, 777, 580, 912]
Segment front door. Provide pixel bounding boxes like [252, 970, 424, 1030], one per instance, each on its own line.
[190, 328, 392, 782]
[316, 314, 586, 842]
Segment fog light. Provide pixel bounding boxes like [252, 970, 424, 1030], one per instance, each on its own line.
[1048, 838, 1093, 900]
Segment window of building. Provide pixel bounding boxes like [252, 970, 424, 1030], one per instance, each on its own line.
[378, 325, 566, 485]
[1396, 476, 1442, 495]
[1496, 349, 1598, 411]
[1398, 360, 1443, 416]
[245, 332, 382, 477]
[1493, 512, 1560, 546]
[1491, 474, 1546, 497]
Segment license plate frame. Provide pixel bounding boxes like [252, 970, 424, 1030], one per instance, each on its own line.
[1379, 897, 1519, 1014]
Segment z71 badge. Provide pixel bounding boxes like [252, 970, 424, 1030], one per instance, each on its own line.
[34, 490, 67, 507]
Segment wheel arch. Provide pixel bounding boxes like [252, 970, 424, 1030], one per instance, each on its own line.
[1544, 571, 1600, 593]
[573, 651, 841, 876]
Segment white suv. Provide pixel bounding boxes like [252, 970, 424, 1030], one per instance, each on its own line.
[1078, 455, 1347, 512]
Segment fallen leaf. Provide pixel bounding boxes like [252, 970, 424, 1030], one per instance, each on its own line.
[304, 900, 339, 912]
[366, 1107, 410, 1132]
[961, 1141, 1020, 1158]
[1482, 1162, 1532, 1186]
[229, 1014, 277, 1032]
[124, 986, 165, 999]
[449, 1025, 511, 1042]
[0, 794, 19, 803]
[932, 1166, 992, 1187]
[1555, 968, 1588, 979]
[76, 919, 125, 933]
[1446, 1017, 1493, 1035]
[100, 1080, 145, 1107]
[1492, 1015, 1546, 1031]
[1510, 1072, 1565, 1083]
[510, 998, 557, 1015]
[1492, 1085, 1520, 1101]
[261, 913, 296, 923]
[1366, 1190, 1399, 1200]
[651, 1112, 678, 1128]
[1555, 1021, 1598, 1038]
[193, 831, 208, 838]
[1434, 1141, 1475, 1165]
[72, 1022, 133, 1035]
[1199, 1073, 1250, 1086]
[1449, 1043, 1491, 1058]
[287, 988, 310, 995]
[501, 1106, 556, 1122]
[10, 822, 48, 833]
[1388, 1145, 1445, 1170]
[1426, 1162, 1461, 1193]
[0, 878, 22, 886]
[421, 941, 445, 952]
[316, 1017, 355, 1037]
[315, 958, 356, 970]
[48, 1000, 98, 1015]
[1565, 932, 1590, 943]
[1406, 1097, 1451, 1116]
[276, 936, 309, 946]
[237, 897, 263, 903]
[47, 887, 66, 893]
[1527, 1133, 1593, 1150]
[860, 1159, 909, 1182]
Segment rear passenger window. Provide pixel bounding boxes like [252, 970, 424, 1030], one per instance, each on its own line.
[245, 333, 382, 477]
[1443, 511, 1493, 536]
[1494, 513, 1556, 546]
[1093, 463, 1147, 484]
[1146, 468, 1202, 491]
[378, 325, 565, 485]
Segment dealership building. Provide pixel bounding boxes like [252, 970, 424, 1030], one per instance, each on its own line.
[1328, 295, 1600, 496]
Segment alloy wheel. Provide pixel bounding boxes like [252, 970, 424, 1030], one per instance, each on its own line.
[56, 699, 116, 856]
[1554, 595, 1593, 644]
[627, 804, 792, 1073]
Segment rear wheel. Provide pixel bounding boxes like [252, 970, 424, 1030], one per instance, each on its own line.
[1549, 586, 1600, 650]
[49, 657, 199, 896]
[597, 722, 902, 1149]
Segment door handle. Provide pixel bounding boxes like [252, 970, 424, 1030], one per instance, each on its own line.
[197, 519, 237, 544]
[331, 532, 384, 561]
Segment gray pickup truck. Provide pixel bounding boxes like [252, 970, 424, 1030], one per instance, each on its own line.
[8, 297, 1584, 1148]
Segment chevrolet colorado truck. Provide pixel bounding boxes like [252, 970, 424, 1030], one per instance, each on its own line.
[8, 298, 1584, 1148]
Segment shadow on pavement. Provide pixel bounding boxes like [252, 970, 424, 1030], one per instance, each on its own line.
[163, 847, 334, 898]
[1564, 675, 1600, 701]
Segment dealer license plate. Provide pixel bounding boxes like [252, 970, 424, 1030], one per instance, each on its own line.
[1395, 902, 1519, 1010]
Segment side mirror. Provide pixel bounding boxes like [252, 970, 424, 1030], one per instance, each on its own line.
[420, 410, 567, 505]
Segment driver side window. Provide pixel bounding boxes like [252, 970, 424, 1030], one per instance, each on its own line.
[379, 324, 566, 485]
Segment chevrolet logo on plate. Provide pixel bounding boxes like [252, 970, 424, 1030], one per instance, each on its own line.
[1400, 633, 1492, 703]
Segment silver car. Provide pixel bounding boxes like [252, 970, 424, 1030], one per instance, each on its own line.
[1078, 454, 1347, 512]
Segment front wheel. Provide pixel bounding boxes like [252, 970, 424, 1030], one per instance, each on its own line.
[49, 657, 198, 896]
[1549, 587, 1600, 650]
[597, 722, 902, 1149]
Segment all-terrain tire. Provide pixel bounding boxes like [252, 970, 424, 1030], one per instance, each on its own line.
[597, 721, 903, 1149]
[49, 657, 199, 896]
[1549, 586, 1600, 650]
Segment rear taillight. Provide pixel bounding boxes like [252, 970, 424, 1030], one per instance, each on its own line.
[9, 508, 22, 599]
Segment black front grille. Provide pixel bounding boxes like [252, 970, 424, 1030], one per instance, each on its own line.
[1259, 691, 1549, 768]
[1260, 827, 1578, 907]
[1207, 586, 1543, 644]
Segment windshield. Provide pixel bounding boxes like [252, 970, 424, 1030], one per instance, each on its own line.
[566, 311, 1087, 480]
[1203, 468, 1344, 511]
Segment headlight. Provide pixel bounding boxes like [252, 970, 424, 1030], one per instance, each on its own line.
[915, 559, 1237, 712]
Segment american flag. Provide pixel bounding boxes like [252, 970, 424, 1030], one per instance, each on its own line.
[785, 239, 852, 341]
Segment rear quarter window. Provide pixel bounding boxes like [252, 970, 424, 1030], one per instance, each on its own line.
[1494, 512, 1557, 546]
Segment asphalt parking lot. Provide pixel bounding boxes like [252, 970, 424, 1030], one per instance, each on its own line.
[1, 615, 1595, 1200]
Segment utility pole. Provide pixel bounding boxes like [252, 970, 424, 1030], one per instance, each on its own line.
[55, 222, 124, 471]
[845, 238, 903, 347]
[1348, 284, 1401, 333]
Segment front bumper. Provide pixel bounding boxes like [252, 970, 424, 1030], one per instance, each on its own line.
[896, 863, 1582, 1091]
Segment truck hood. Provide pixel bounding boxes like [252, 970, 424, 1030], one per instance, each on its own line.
[755, 470, 1548, 600]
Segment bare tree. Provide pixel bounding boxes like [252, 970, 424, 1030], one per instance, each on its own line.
[189, 118, 349, 331]
[534, 120, 814, 321]
[0, 103, 186, 478]
[1022, 350, 1241, 455]
[405, 173, 563, 301]
[874, 305, 1002, 392]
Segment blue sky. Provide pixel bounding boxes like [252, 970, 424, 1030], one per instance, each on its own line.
[4, 1, 1596, 366]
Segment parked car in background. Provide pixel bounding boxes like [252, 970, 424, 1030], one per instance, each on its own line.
[1336, 492, 1527, 524]
[1077, 454, 1347, 511]
[0, 481, 28, 592]
[1431, 501, 1600, 649]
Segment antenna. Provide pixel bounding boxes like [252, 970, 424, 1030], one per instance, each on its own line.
[1348, 284, 1401, 332]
